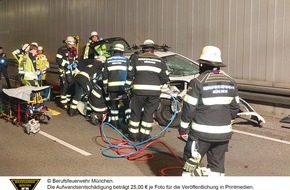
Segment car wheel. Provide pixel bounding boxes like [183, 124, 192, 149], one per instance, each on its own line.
[155, 99, 181, 127]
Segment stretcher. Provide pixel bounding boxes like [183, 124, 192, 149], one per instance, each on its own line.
[0, 86, 52, 134]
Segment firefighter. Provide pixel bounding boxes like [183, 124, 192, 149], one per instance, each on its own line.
[56, 36, 78, 109]
[36, 46, 50, 98]
[0, 46, 11, 88]
[86, 57, 108, 124]
[69, 58, 103, 116]
[103, 43, 130, 130]
[125, 39, 170, 142]
[83, 31, 100, 59]
[83, 31, 110, 60]
[179, 46, 240, 177]
[12, 43, 30, 84]
[19, 42, 39, 86]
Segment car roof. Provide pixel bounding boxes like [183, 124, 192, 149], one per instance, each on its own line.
[154, 50, 177, 57]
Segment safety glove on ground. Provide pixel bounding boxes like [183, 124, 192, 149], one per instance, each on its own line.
[183, 153, 201, 173]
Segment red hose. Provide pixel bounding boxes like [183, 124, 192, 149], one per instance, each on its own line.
[99, 122, 185, 176]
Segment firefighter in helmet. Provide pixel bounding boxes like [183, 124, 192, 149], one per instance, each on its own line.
[179, 46, 240, 176]
[12, 43, 30, 84]
[83, 31, 99, 60]
[56, 36, 78, 109]
[19, 42, 39, 86]
[125, 39, 170, 142]
[83, 31, 110, 60]
[103, 43, 130, 131]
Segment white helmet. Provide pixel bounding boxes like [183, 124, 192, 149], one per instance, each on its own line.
[21, 43, 30, 52]
[199, 46, 222, 63]
[198, 46, 226, 67]
[65, 36, 75, 45]
[96, 55, 106, 63]
[112, 43, 124, 52]
[38, 46, 43, 51]
[31, 42, 38, 47]
[140, 39, 156, 49]
[90, 31, 98, 37]
[144, 39, 154, 45]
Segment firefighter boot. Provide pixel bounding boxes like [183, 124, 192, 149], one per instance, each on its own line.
[59, 103, 68, 110]
[68, 108, 78, 117]
[127, 131, 139, 142]
[111, 120, 119, 129]
[118, 123, 128, 135]
[90, 112, 100, 126]
[139, 133, 151, 142]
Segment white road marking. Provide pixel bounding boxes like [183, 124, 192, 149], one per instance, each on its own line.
[233, 129, 290, 145]
[39, 131, 92, 156]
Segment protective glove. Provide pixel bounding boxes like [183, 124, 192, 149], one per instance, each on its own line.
[183, 153, 201, 173]
[72, 62, 78, 69]
[166, 82, 171, 89]
[38, 72, 43, 80]
[67, 64, 72, 70]
[13, 49, 21, 55]
[179, 131, 188, 141]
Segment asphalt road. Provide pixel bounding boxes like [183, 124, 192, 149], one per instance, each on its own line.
[0, 64, 290, 177]
[0, 99, 289, 177]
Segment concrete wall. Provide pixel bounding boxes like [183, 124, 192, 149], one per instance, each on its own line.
[1, 0, 290, 89]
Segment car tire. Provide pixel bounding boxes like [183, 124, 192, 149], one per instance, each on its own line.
[155, 99, 181, 127]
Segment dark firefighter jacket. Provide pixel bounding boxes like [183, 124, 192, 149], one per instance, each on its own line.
[126, 52, 170, 96]
[103, 52, 129, 92]
[179, 69, 240, 142]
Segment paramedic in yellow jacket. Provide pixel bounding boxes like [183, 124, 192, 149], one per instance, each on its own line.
[19, 43, 39, 86]
[36, 46, 50, 98]
[12, 43, 30, 82]
[36, 46, 49, 84]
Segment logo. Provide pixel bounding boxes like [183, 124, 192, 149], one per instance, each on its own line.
[10, 179, 40, 190]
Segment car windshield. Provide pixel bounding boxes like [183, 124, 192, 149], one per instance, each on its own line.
[162, 54, 199, 77]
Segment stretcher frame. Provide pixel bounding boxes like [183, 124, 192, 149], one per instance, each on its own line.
[0, 86, 52, 134]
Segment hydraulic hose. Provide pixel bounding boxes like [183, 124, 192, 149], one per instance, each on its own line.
[99, 95, 184, 175]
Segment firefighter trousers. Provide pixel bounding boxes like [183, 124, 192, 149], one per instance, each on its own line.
[70, 75, 90, 111]
[128, 94, 159, 138]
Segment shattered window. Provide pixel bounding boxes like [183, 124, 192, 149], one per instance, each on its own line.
[163, 54, 199, 77]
